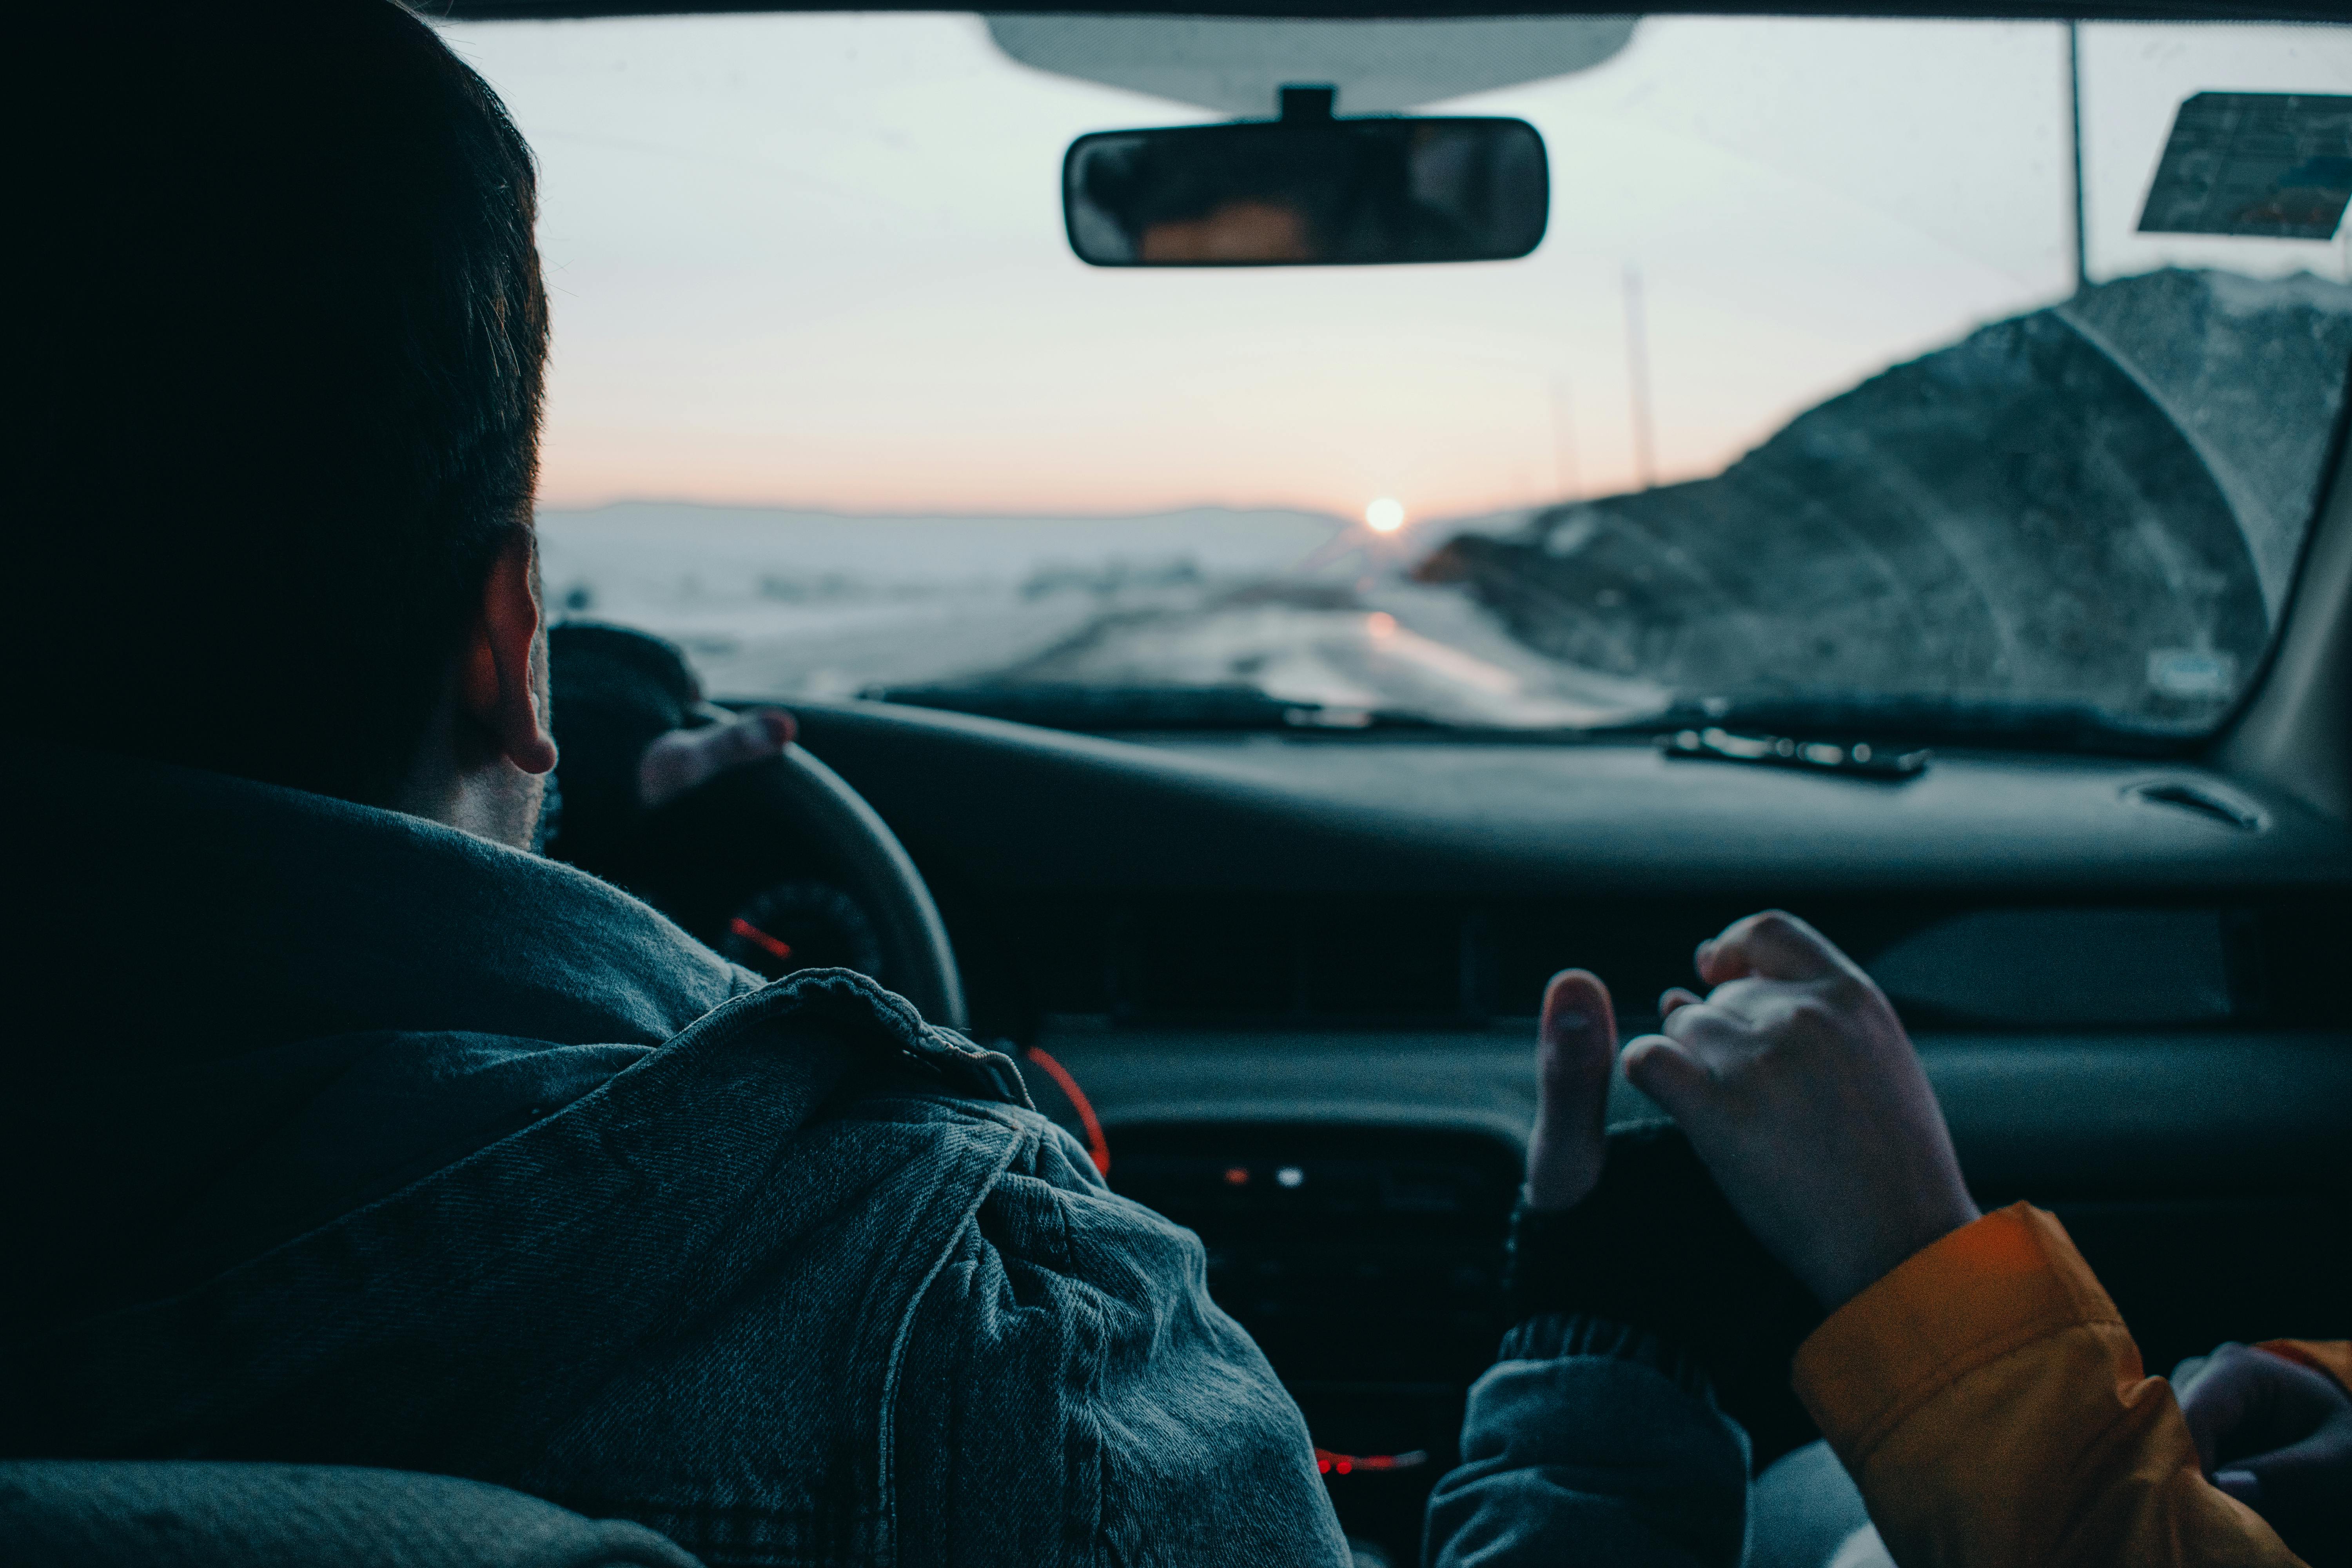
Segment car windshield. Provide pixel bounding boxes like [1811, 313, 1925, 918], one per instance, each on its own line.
[441, 12, 2352, 744]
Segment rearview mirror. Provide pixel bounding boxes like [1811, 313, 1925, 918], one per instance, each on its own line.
[1064, 100, 1548, 267]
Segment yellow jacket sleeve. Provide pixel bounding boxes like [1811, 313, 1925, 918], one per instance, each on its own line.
[1791, 1202, 2304, 1568]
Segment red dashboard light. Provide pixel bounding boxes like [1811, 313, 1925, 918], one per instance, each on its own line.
[1222, 1165, 1250, 1186]
[728, 917, 795, 965]
[1023, 1046, 1111, 1176]
[1314, 1446, 1428, 1477]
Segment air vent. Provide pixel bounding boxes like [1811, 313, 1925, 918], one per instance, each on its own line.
[1106, 898, 1471, 1022]
[1108, 1124, 1518, 1385]
[2125, 780, 2265, 832]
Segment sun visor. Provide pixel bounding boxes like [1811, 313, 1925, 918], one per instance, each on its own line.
[984, 14, 1638, 117]
[2138, 91, 2352, 241]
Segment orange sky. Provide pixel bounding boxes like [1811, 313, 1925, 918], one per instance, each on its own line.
[437, 14, 2352, 522]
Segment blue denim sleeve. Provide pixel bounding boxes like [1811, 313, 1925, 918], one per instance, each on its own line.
[1424, 1315, 1751, 1568]
[890, 1114, 1352, 1568]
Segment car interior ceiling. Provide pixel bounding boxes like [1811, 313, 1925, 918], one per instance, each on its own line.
[53, 2, 2351, 1564]
[383, 3, 2352, 1559]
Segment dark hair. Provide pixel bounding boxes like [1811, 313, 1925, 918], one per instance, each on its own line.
[1083, 125, 1356, 248]
[9, 0, 548, 803]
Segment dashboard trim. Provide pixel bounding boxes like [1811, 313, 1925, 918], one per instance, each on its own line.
[789, 701, 2352, 897]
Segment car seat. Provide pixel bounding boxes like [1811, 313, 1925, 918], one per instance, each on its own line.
[0, 1460, 702, 1568]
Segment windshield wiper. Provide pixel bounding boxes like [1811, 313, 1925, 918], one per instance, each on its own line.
[864, 681, 1440, 733]
[862, 681, 2206, 755]
[1661, 725, 1931, 779]
[1644, 692, 2202, 756]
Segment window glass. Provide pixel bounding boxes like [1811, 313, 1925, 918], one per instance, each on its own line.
[439, 13, 2352, 740]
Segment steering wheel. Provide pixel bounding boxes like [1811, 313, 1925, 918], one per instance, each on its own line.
[543, 622, 967, 1031]
[693, 704, 968, 1031]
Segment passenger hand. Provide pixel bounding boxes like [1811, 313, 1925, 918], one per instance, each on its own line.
[1512, 966, 1828, 1462]
[2179, 1341, 2352, 1563]
[637, 708, 795, 809]
[1619, 911, 1979, 1311]
[1522, 970, 1617, 1211]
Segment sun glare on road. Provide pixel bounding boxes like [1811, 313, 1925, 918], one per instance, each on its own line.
[1365, 498, 1406, 533]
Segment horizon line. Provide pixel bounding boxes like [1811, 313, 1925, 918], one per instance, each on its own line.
[538, 496, 1373, 524]
[531, 494, 1587, 527]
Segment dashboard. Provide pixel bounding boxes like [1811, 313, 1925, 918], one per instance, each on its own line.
[637, 697, 2351, 1565]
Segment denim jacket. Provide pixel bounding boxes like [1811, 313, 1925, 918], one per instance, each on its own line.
[0, 749, 1348, 1568]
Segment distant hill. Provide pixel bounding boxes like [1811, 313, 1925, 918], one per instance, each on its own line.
[537, 500, 1350, 609]
[1416, 269, 2352, 728]
[531, 500, 1356, 701]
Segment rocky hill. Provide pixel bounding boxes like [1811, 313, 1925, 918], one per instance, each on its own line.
[1416, 269, 2352, 730]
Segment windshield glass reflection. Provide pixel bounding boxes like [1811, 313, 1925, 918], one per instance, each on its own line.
[434, 14, 2352, 742]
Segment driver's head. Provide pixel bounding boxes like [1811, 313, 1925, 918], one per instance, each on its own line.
[11, 0, 550, 809]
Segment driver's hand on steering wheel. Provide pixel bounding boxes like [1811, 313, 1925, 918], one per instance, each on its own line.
[637, 708, 796, 810]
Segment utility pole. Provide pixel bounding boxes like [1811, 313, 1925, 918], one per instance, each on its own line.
[1549, 374, 1581, 501]
[1623, 268, 1657, 490]
[2067, 20, 2089, 297]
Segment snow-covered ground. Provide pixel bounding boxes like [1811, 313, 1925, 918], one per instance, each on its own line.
[537, 499, 1663, 724]
[539, 501, 1339, 697]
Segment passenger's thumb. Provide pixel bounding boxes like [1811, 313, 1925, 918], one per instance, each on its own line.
[1622, 1034, 1714, 1121]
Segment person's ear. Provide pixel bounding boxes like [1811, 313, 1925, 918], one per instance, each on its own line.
[459, 531, 559, 777]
